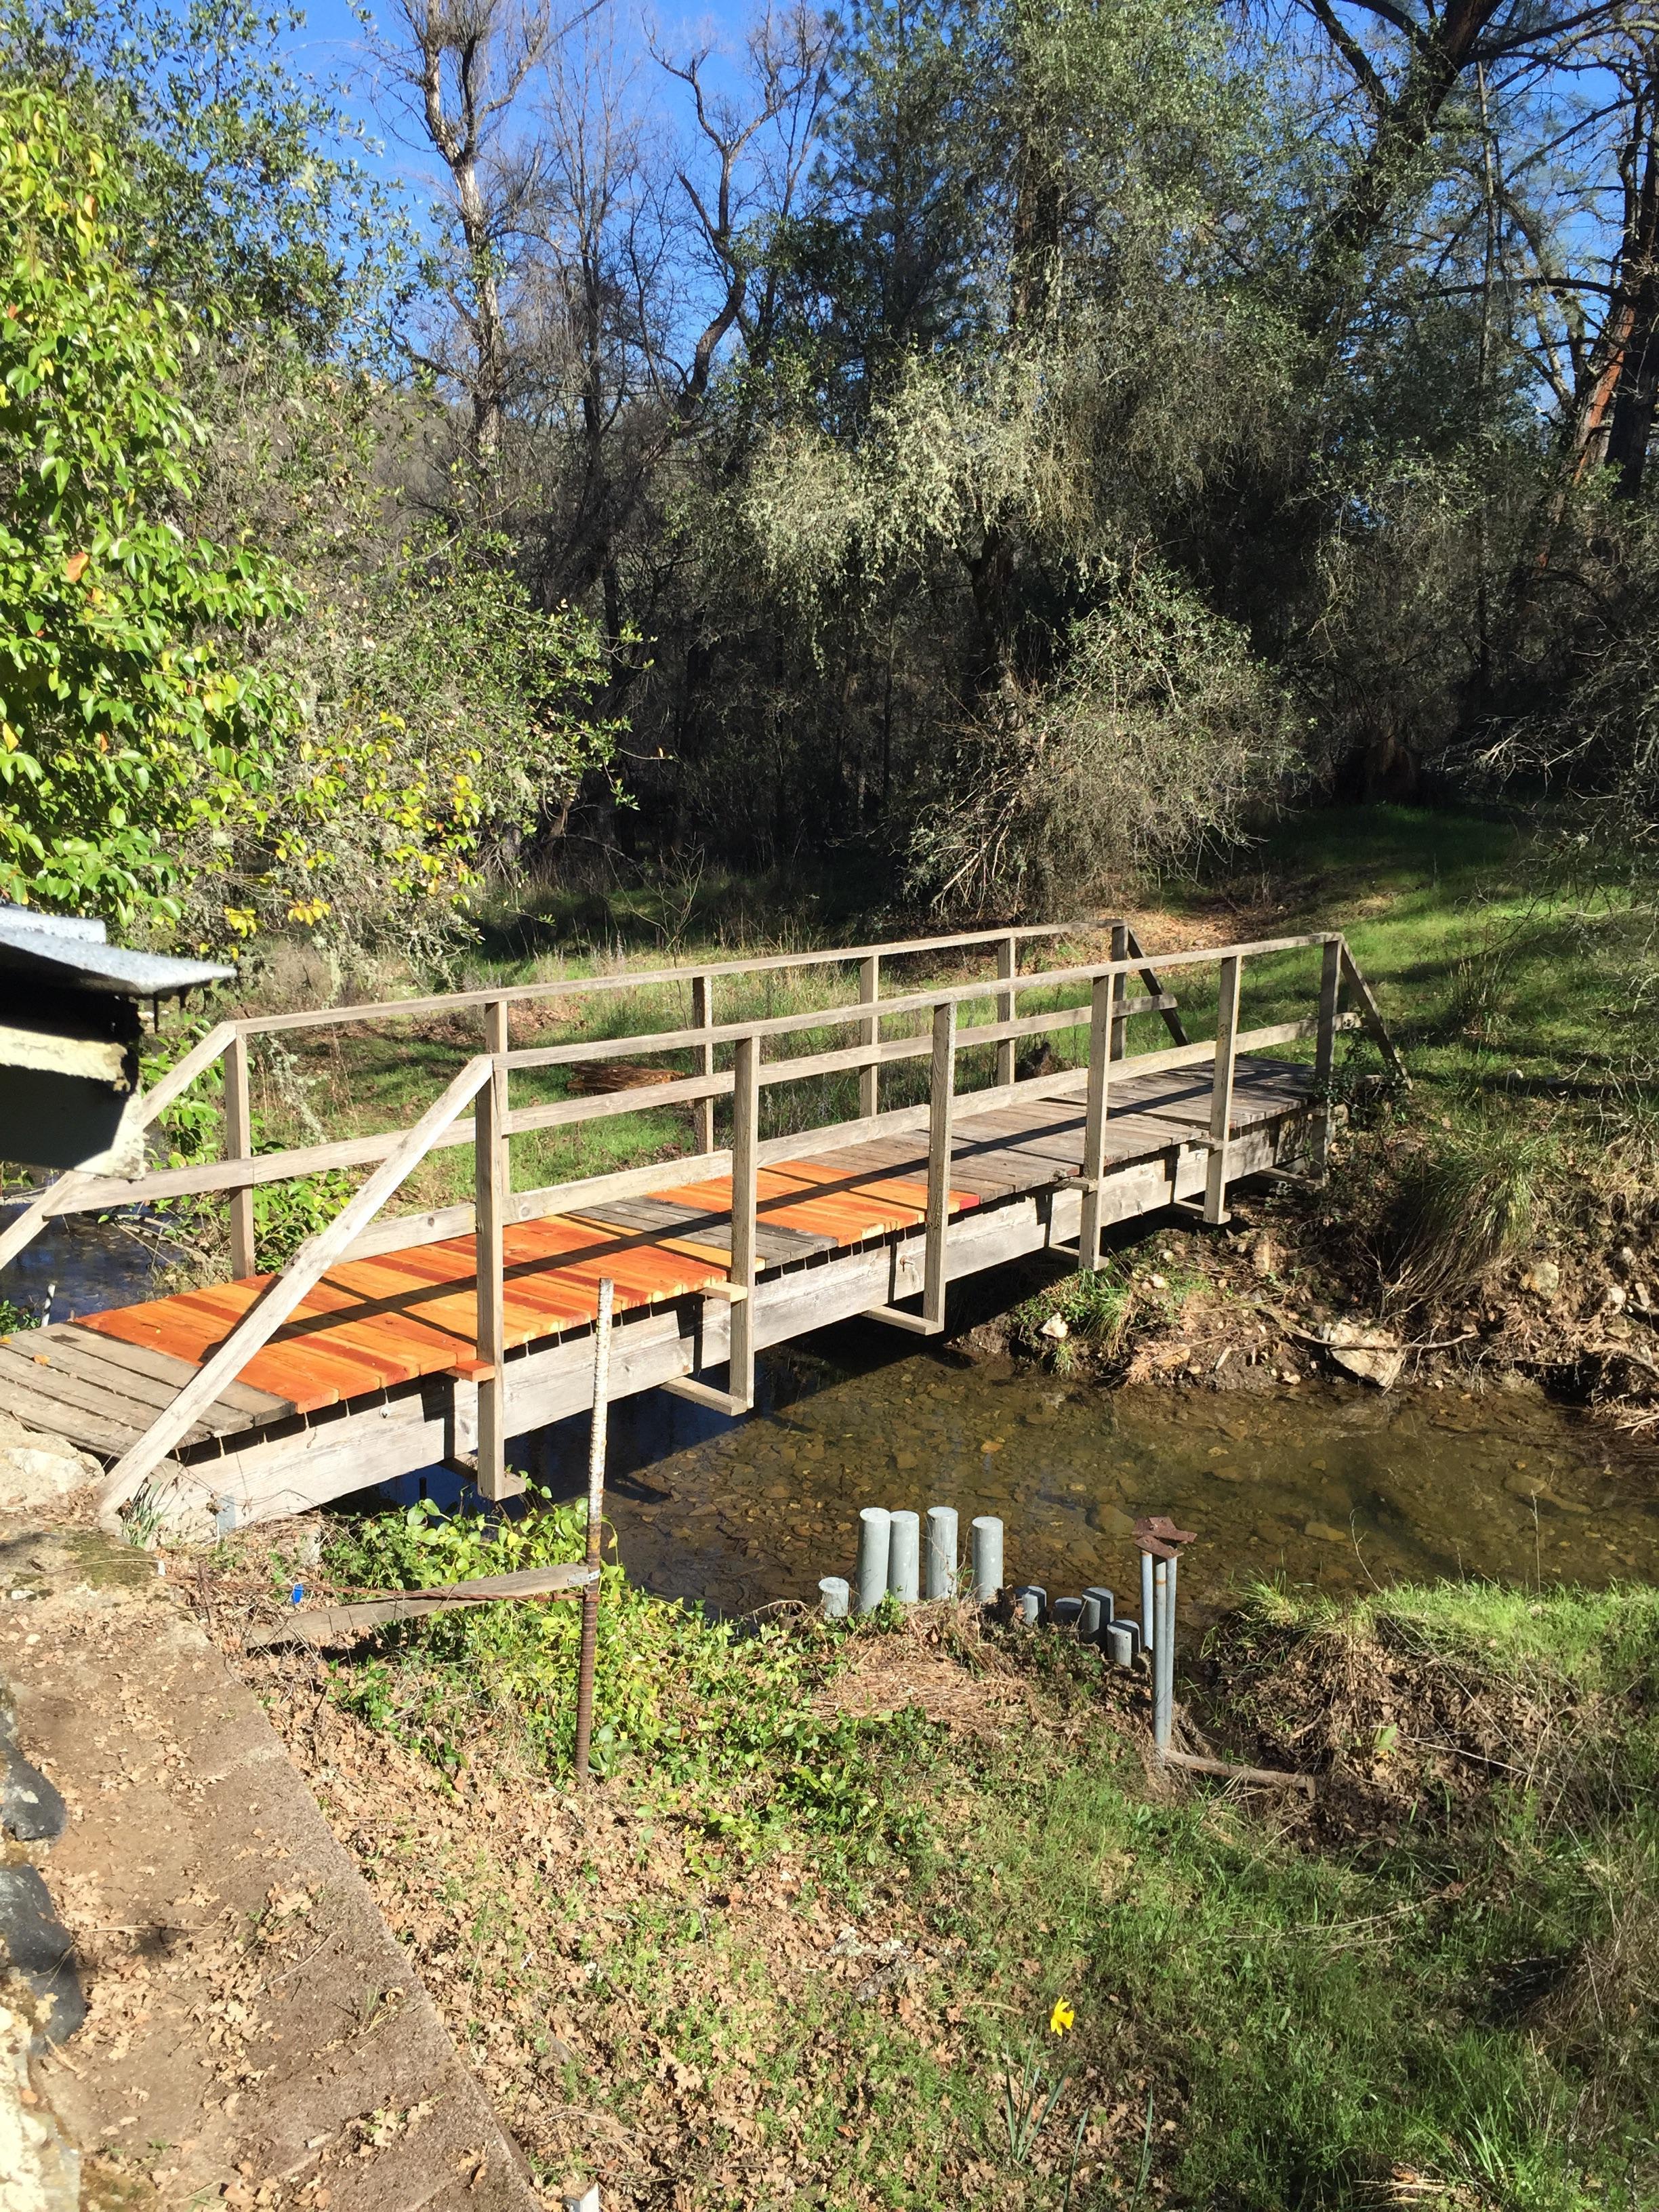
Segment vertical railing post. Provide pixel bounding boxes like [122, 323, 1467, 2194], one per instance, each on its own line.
[691, 972, 714, 1153]
[996, 933, 1017, 1088]
[1310, 934, 1343, 1176]
[1203, 954, 1242, 1225]
[474, 998, 520, 1500]
[223, 1029, 255, 1279]
[857, 953, 881, 1119]
[923, 1000, 957, 1330]
[1077, 971, 1113, 1269]
[573, 1273, 613, 1784]
[729, 1031, 759, 1406]
[1109, 920, 1129, 1061]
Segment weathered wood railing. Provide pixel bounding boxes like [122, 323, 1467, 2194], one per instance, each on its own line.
[3, 924, 1402, 1519]
[0, 918, 1132, 1269]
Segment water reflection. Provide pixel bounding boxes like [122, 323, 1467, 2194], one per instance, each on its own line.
[0, 1202, 171, 1321]
[394, 1319, 1659, 1619]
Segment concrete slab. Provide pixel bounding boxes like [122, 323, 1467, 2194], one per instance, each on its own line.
[0, 1520, 541, 2212]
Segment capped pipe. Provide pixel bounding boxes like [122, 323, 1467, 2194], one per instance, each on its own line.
[970, 1515, 1004, 1601]
[1012, 1584, 1046, 1626]
[856, 1507, 892, 1613]
[888, 1509, 920, 1603]
[1084, 1585, 1115, 1636]
[924, 1505, 958, 1600]
[1052, 1597, 1084, 1629]
[1105, 1622, 1136, 1669]
[819, 1576, 850, 1620]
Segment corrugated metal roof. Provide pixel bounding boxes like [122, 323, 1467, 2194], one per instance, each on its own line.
[0, 904, 234, 997]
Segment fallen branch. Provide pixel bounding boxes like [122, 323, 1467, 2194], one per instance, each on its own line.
[1248, 1302, 1475, 1356]
[245, 1563, 598, 1648]
[1159, 1748, 1316, 1798]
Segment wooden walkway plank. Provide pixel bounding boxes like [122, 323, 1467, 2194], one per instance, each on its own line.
[55, 1325, 295, 1422]
[0, 1355, 166, 1456]
[13, 1328, 272, 1437]
[0, 1341, 210, 1443]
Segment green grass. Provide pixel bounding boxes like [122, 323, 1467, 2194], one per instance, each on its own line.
[127, 800, 1657, 1282]
[272, 1511, 1659, 2210]
[1207, 804, 1657, 1126]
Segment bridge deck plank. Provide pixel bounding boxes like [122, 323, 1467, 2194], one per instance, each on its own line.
[45, 1057, 1315, 1465]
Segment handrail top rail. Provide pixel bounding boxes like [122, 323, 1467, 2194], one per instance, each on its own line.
[498, 930, 1343, 1071]
[228, 920, 1082, 1042]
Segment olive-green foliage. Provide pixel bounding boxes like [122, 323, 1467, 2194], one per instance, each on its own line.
[905, 566, 1297, 914]
[323, 1496, 935, 1861]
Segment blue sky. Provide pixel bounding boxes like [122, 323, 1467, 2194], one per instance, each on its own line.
[278, 0, 764, 211]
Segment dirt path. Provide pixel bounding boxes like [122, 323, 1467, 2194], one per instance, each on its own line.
[0, 1515, 541, 2212]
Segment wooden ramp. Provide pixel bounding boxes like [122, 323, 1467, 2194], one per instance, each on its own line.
[0, 1057, 1319, 1526]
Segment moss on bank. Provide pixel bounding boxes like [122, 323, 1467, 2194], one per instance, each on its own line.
[226, 1507, 1659, 2210]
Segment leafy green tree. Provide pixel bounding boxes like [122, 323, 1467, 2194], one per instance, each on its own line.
[224, 524, 623, 961]
[0, 80, 299, 926]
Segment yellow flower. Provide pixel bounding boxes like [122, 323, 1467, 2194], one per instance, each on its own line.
[1049, 1998, 1075, 2036]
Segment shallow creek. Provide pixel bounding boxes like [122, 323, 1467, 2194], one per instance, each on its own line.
[502, 1320, 1659, 1620]
[9, 1210, 1656, 1614]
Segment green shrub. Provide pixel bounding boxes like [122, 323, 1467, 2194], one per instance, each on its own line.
[323, 1493, 937, 1863]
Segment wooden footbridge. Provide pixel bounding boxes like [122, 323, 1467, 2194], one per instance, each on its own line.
[0, 923, 1401, 1531]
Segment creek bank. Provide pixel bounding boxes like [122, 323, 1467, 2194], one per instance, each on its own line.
[203, 1511, 1659, 2211]
[959, 1128, 1659, 1433]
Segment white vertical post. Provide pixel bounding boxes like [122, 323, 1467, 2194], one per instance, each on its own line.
[1204, 954, 1242, 1226]
[1153, 1557, 1172, 1750]
[1077, 972, 1113, 1270]
[223, 1031, 255, 1279]
[474, 998, 520, 1501]
[996, 933, 1017, 1088]
[923, 1000, 957, 1331]
[691, 972, 714, 1153]
[728, 1031, 758, 1406]
[924, 1505, 958, 1599]
[858, 953, 880, 1120]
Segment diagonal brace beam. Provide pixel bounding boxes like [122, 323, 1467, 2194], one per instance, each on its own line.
[98, 1054, 495, 1515]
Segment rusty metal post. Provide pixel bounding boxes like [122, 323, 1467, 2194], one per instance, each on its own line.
[573, 1275, 615, 1782]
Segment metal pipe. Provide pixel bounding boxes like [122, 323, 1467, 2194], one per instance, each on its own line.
[1083, 1585, 1115, 1644]
[1141, 1550, 1156, 1658]
[573, 1275, 614, 1782]
[970, 1515, 1003, 1601]
[888, 1510, 920, 1603]
[1152, 1557, 1172, 1750]
[856, 1508, 892, 1612]
[924, 1505, 958, 1600]
[819, 1576, 850, 1620]
[1163, 1551, 1180, 1740]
